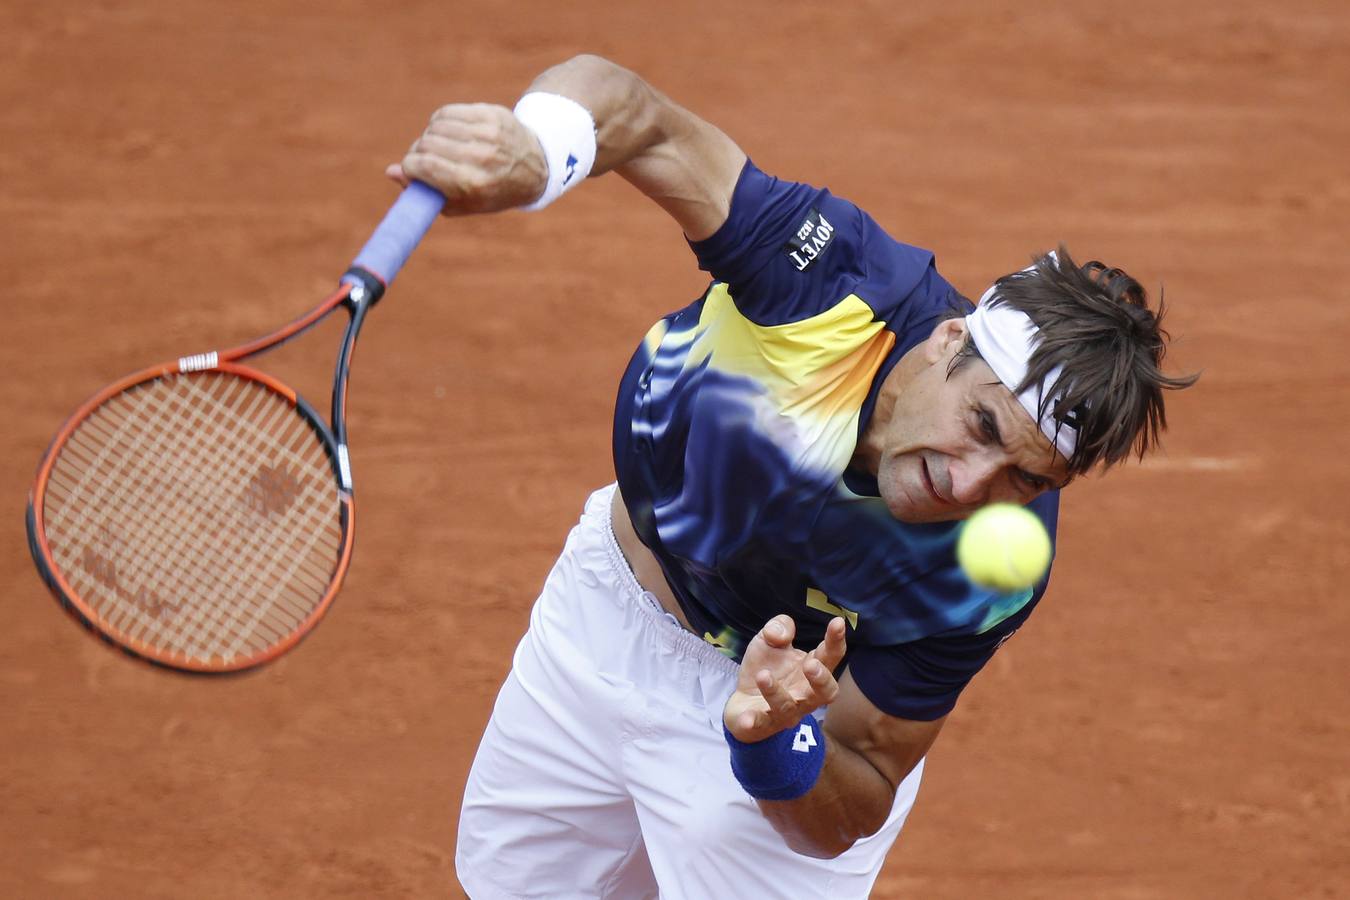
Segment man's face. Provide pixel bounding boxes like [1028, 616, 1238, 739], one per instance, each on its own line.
[868, 318, 1071, 523]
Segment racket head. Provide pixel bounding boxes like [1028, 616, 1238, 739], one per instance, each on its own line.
[27, 362, 354, 673]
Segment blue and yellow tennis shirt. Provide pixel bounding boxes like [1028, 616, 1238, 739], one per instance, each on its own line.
[612, 161, 1059, 721]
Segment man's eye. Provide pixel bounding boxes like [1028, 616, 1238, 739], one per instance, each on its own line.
[1017, 470, 1046, 491]
[978, 411, 998, 442]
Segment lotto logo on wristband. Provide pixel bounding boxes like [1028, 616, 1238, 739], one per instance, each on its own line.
[512, 92, 597, 211]
[724, 713, 827, 801]
[791, 722, 818, 753]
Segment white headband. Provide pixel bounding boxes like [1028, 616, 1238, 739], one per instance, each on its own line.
[964, 266, 1079, 461]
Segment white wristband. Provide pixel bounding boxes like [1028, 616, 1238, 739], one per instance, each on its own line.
[513, 92, 597, 211]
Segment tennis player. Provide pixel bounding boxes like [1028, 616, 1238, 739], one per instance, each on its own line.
[388, 54, 1196, 898]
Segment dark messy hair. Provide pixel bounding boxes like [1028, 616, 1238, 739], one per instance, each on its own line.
[951, 245, 1199, 476]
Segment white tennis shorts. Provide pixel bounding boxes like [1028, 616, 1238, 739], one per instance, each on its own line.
[456, 485, 923, 899]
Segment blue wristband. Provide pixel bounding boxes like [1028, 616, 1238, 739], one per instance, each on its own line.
[723, 713, 826, 801]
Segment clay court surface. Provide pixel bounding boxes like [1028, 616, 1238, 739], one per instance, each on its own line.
[2, 1, 1347, 896]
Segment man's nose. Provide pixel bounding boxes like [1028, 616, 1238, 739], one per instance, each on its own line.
[949, 453, 1002, 505]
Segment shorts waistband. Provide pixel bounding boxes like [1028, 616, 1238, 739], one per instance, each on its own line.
[594, 484, 741, 679]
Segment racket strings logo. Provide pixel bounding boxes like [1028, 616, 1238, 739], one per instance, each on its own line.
[80, 545, 118, 590]
[76, 525, 183, 621]
[240, 462, 306, 519]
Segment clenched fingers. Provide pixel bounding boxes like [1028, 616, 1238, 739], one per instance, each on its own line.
[386, 102, 545, 214]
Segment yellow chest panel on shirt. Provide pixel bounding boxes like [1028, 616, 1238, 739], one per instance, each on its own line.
[680, 284, 897, 476]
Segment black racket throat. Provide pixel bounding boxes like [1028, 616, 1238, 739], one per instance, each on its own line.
[330, 301, 369, 488]
[328, 265, 387, 485]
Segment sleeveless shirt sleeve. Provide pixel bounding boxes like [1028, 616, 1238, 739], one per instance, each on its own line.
[845, 599, 1039, 721]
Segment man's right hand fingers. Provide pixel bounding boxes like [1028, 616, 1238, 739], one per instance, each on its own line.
[396, 103, 545, 215]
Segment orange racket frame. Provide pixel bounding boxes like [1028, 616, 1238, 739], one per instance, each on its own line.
[25, 283, 368, 672]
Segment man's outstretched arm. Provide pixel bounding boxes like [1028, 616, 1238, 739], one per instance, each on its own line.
[724, 614, 947, 859]
[389, 54, 746, 240]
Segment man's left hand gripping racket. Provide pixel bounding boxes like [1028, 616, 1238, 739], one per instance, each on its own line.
[25, 181, 446, 673]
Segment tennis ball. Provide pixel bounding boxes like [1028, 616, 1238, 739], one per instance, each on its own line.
[956, 503, 1052, 592]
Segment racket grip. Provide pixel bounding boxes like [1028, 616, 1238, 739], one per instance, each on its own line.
[344, 180, 446, 287]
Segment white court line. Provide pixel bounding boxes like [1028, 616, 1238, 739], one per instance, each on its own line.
[1139, 456, 1256, 472]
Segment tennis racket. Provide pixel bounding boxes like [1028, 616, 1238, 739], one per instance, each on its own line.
[25, 181, 447, 673]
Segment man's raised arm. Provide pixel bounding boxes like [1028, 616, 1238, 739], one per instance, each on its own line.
[389, 54, 746, 240]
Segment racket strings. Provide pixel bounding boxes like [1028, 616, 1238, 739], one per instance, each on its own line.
[111, 376, 331, 649]
[78, 377, 318, 655]
[52, 395, 233, 651]
[50, 380, 311, 657]
[105, 374, 340, 653]
[51, 377, 279, 646]
[182, 397, 337, 656]
[49, 376, 337, 660]
[58, 377, 287, 633]
[41, 371, 344, 665]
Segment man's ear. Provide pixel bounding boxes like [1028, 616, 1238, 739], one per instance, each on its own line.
[924, 317, 969, 364]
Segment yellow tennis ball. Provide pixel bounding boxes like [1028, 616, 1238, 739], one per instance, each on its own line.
[956, 503, 1053, 592]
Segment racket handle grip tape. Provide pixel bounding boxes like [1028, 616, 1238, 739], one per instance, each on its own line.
[343, 180, 446, 289]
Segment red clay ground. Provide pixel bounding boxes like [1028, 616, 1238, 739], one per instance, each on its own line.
[2, 1, 1348, 897]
